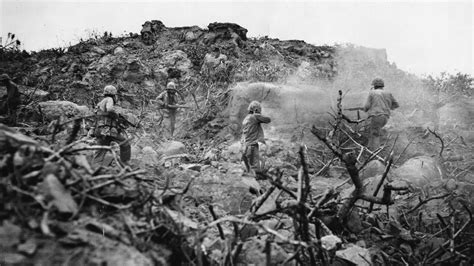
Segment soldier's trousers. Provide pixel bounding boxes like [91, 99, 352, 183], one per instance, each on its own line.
[169, 109, 176, 136]
[94, 134, 131, 165]
[367, 115, 388, 151]
[242, 143, 259, 172]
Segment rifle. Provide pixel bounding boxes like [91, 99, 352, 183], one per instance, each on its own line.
[116, 113, 138, 128]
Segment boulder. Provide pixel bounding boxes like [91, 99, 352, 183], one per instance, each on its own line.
[17, 239, 37, 256]
[38, 100, 90, 120]
[207, 22, 248, 40]
[255, 189, 280, 215]
[90, 46, 106, 55]
[39, 174, 78, 214]
[438, 99, 474, 130]
[336, 244, 372, 266]
[221, 142, 241, 162]
[158, 141, 186, 156]
[390, 155, 445, 189]
[161, 50, 193, 73]
[141, 20, 166, 45]
[123, 59, 149, 83]
[203, 148, 219, 161]
[184, 31, 197, 41]
[140, 146, 159, 165]
[113, 46, 125, 55]
[359, 160, 386, 180]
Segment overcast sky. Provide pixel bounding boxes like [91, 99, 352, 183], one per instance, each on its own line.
[1, 0, 472, 76]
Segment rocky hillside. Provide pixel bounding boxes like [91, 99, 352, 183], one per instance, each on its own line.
[1, 21, 473, 265]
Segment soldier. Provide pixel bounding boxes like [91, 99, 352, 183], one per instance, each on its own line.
[241, 101, 271, 174]
[363, 78, 399, 151]
[155, 82, 185, 136]
[201, 47, 228, 80]
[0, 74, 21, 125]
[93, 85, 131, 165]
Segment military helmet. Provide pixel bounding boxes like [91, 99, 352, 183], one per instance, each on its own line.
[248, 101, 262, 113]
[103, 85, 117, 95]
[371, 78, 384, 88]
[166, 81, 176, 90]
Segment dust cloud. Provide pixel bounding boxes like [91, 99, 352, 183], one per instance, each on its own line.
[228, 44, 438, 141]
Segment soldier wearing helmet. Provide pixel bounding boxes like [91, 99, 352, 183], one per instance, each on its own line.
[93, 85, 131, 165]
[201, 46, 228, 80]
[241, 100, 271, 174]
[155, 81, 185, 136]
[363, 78, 399, 151]
[0, 74, 21, 125]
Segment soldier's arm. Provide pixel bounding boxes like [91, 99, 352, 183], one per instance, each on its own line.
[178, 91, 186, 102]
[363, 93, 372, 112]
[104, 97, 116, 112]
[255, 114, 271, 123]
[155, 92, 166, 106]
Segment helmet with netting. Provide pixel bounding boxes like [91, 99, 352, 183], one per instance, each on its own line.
[103, 85, 117, 95]
[166, 82, 177, 90]
[248, 101, 262, 113]
[371, 78, 384, 88]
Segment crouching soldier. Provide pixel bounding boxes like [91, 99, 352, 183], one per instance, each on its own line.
[93, 85, 131, 165]
[0, 74, 21, 125]
[363, 78, 399, 151]
[241, 101, 271, 175]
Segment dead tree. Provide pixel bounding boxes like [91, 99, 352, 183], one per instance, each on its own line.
[310, 90, 408, 224]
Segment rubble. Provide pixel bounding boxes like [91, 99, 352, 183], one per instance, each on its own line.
[0, 18, 472, 265]
[38, 100, 90, 120]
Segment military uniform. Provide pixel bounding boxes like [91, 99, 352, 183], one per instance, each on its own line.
[363, 79, 399, 150]
[156, 82, 184, 136]
[93, 86, 131, 165]
[241, 101, 271, 173]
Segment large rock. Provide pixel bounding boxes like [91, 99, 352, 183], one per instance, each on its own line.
[141, 20, 166, 45]
[158, 141, 186, 156]
[359, 160, 385, 180]
[140, 146, 160, 165]
[438, 99, 474, 130]
[221, 141, 242, 162]
[161, 50, 192, 73]
[204, 22, 248, 48]
[38, 100, 90, 120]
[123, 59, 149, 83]
[389, 155, 445, 189]
[0, 220, 22, 248]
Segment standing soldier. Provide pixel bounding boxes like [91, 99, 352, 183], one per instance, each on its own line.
[241, 101, 271, 175]
[363, 78, 399, 151]
[0, 74, 21, 125]
[201, 46, 228, 80]
[93, 85, 131, 165]
[155, 82, 185, 136]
